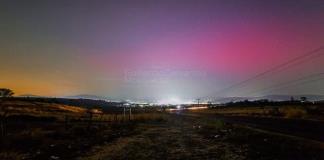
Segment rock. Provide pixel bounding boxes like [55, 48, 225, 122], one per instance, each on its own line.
[221, 129, 228, 133]
[50, 155, 60, 160]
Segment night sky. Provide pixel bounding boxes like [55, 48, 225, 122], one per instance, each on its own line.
[1, 0, 324, 101]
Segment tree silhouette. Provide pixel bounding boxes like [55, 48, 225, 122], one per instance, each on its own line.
[0, 88, 14, 97]
[300, 97, 307, 102]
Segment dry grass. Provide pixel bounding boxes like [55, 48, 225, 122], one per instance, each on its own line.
[92, 113, 167, 122]
[194, 105, 323, 120]
[1, 100, 86, 116]
[78, 135, 139, 160]
[132, 113, 167, 122]
[1, 99, 168, 125]
[279, 106, 307, 119]
[0, 151, 26, 160]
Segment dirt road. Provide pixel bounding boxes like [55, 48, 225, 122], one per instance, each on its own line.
[180, 112, 324, 143]
[82, 114, 323, 160]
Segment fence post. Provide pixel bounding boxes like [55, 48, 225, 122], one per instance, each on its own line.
[123, 107, 126, 122]
[129, 107, 132, 121]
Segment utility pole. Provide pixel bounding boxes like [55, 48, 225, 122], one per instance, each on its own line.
[207, 101, 212, 108]
[197, 98, 201, 107]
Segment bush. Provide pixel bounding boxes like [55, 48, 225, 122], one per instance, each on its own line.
[280, 107, 307, 119]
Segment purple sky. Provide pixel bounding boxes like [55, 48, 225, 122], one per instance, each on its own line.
[0, 0, 324, 101]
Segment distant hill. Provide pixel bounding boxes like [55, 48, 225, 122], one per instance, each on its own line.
[18, 94, 43, 98]
[6, 97, 123, 112]
[65, 94, 110, 100]
[260, 95, 324, 101]
[212, 97, 253, 103]
[19, 94, 113, 101]
[212, 95, 324, 103]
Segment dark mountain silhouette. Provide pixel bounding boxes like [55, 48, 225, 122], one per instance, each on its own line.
[65, 94, 109, 100]
[213, 95, 324, 103]
[18, 94, 43, 97]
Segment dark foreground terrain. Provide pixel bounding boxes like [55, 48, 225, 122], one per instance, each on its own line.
[79, 113, 323, 160]
[0, 99, 323, 160]
[1, 113, 324, 160]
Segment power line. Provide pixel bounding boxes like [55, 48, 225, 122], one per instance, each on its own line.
[207, 46, 324, 99]
[246, 72, 324, 96]
[263, 76, 324, 95]
[231, 52, 324, 96]
[212, 53, 324, 98]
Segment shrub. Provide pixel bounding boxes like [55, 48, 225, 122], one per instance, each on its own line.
[280, 107, 307, 119]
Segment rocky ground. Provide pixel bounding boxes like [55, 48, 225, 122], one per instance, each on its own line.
[81, 114, 323, 160]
